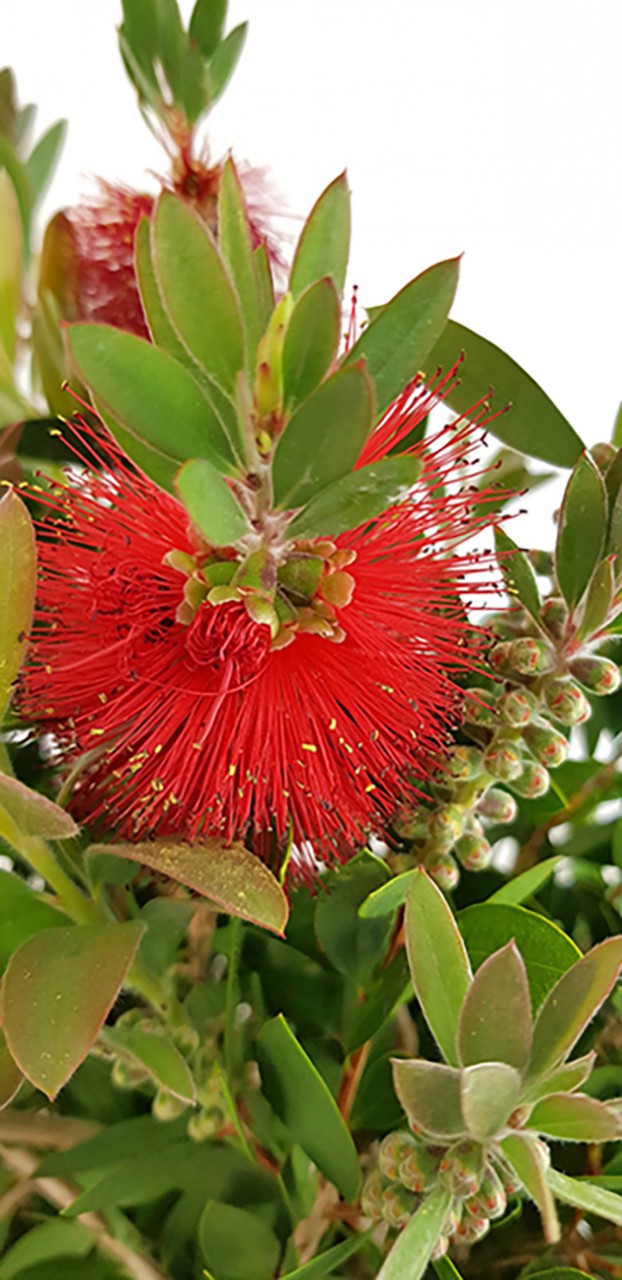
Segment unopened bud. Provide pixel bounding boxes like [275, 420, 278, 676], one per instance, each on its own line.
[523, 721, 568, 768]
[379, 1130, 418, 1180]
[466, 1166, 507, 1220]
[540, 596, 568, 640]
[455, 833, 493, 871]
[173, 1025, 200, 1056]
[543, 677, 591, 725]
[452, 1214, 490, 1244]
[494, 1160, 522, 1196]
[510, 637, 553, 675]
[393, 806, 428, 840]
[381, 1182, 416, 1227]
[425, 850, 460, 892]
[497, 687, 536, 727]
[489, 642, 515, 677]
[428, 804, 466, 847]
[447, 745, 484, 781]
[187, 1107, 224, 1142]
[509, 761, 550, 798]
[440, 1204, 462, 1239]
[111, 1058, 147, 1090]
[430, 1235, 449, 1261]
[399, 1145, 439, 1193]
[484, 742, 524, 783]
[361, 1171, 385, 1219]
[591, 441, 616, 471]
[464, 689, 497, 727]
[477, 787, 517, 823]
[528, 549, 554, 575]
[439, 1141, 485, 1198]
[569, 655, 621, 695]
[152, 1090, 188, 1122]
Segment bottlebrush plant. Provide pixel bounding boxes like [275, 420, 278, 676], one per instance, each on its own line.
[0, 3, 621, 1280]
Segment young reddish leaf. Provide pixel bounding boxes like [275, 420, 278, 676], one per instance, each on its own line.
[501, 1132, 560, 1243]
[528, 936, 622, 1080]
[391, 1060, 465, 1140]
[524, 1052, 596, 1104]
[376, 1182, 453, 1280]
[0, 488, 36, 715]
[1, 922, 144, 1098]
[495, 527, 542, 622]
[87, 840, 289, 935]
[556, 453, 607, 609]
[460, 1062, 522, 1140]
[282, 276, 341, 412]
[289, 173, 351, 298]
[0, 1026, 22, 1108]
[287, 455, 422, 540]
[272, 365, 375, 509]
[405, 869, 472, 1066]
[0, 773, 78, 840]
[458, 942, 532, 1070]
[175, 458, 250, 546]
[105, 1023, 195, 1103]
[528, 1093, 622, 1142]
[547, 1168, 622, 1227]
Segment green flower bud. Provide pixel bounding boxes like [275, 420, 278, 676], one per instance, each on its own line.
[399, 1145, 439, 1193]
[497, 687, 536, 727]
[428, 803, 466, 847]
[379, 1130, 418, 1180]
[489, 642, 515, 677]
[381, 1183, 417, 1227]
[509, 761, 550, 798]
[361, 1171, 385, 1219]
[465, 1166, 507, 1220]
[540, 596, 568, 640]
[452, 1214, 490, 1244]
[494, 1158, 522, 1196]
[440, 1204, 462, 1238]
[393, 806, 428, 840]
[455, 833, 493, 871]
[464, 688, 497, 727]
[591, 441, 617, 471]
[111, 1058, 148, 1090]
[523, 721, 568, 767]
[510, 637, 553, 675]
[477, 787, 517, 823]
[187, 1107, 224, 1142]
[569, 655, 621, 695]
[425, 850, 460, 892]
[543, 677, 591, 725]
[173, 1025, 200, 1056]
[439, 1141, 485, 1198]
[447, 745, 484, 781]
[430, 1235, 450, 1261]
[152, 1090, 188, 1122]
[484, 742, 524, 782]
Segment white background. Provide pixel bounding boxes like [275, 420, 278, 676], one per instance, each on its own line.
[4, 0, 622, 538]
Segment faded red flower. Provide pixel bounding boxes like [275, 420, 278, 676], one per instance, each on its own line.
[22, 374, 503, 868]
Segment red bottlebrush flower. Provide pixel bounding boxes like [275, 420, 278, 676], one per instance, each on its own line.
[22, 375, 503, 872]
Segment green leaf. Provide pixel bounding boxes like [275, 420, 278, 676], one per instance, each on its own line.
[38, 1113, 182, 1177]
[547, 1168, 622, 1226]
[495, 527, 542, 622]
[524, 1052, 596, 1104]
[272, 365, 375, 509]
[424, 320, 584, 467]
[528, 936, 622, 1080]
[0, 170, 23, 363]
[153, 0, 185, 101]
[198, 1202, 280, 1280]
[488, 857, 562, 905]
[460, 1062, 522, 1140]
[345, 952, 411, 1054]
[501, 1132, 560, 1243]
[556, 454, 607, 609]
[1, 922, 143, 1098]
[280, 1230, 372, 1279]
[0, 1025, 22, 1109]
[87, 839, 289, 935]
[254, 243, 275, 333]
[218, 158, 263, 366]
[289, 174, 351, 298]
[0, 136, 33, 245]
[176, 457, 249, 545]
[0, 1220, 91, 1279]
[152, 193, 244, 395]
[376, 1183, 453, 1280]
[405, 869, 472, 1066]
[99, 407, 178, 494]
[287, 455, 422, 539]
[432, 1259, 465, 1280]
[358, 869, 415, 919]
[25, 120, 67, 207]
[459, 903, 580, 1013]
[0, 870, 69, 973]
[189, 0, 227, 57]
[577, 555, 616, 640]
[528, 1272, 593, 1280]
[0, 773, 78, 840]
[458, 942, 532, 1069]
[61, 1137, 229, 1215]
[314, 852, 392, 985]
[137, 897, 194, 976]
[391, 1060, 465, 1139]
[282, 277, 341, 412]
[0, 488, 36, 715]
[528, 1093, 622, 1142]
[257, 1015, 361, 1200]
[105, 1023, 195, 1102]
[207, 23, 248, 103]
[68, 324, 236, 474]
[346, 259, 460, 419]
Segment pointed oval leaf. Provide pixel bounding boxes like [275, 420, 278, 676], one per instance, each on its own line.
[98, 406, 178, 494]
[280, 1229, 372, 1279]
[556, 454, 607, 609]
[218, 158, 262, 365]
[405, 869, 472, 1066]
[358, 868, 415, 919]
[26, 119, 67, 207]
[176, 458, 250, 545]
[0, 488, 36, 714]
[189, 0, 227, 57]
[0, 773, 78, 840]
[501, 1133, 560, 1243]
[135, 213, 188, 357]
[460, 1062, 522, 1140]
[578, 555, 616, 640]
[458, 942, 532, 1070]
[287, 455, 422, 540]
[528, 936, 622, 1080]
[207, 23, 248, 103]
[547, 1168, 622, 1227]
[105, 1023, 195, 1103]
[524, 1052, 596, 1104]
[0, 870, 70, 973]
[68, 324, 236, 474]
[289, 173, 351, 298]
[495, 527, 542, 622]
[0, 1025, 22, 1109]
[391, 1060, 465, 1139]
[254, 243, 275, 333]
[282, 277, 341, 412]
[1, 922, 144, 1098]
[0, 170, 23, 363]
[152, 193, 244, 394]
[376, 1182, 453, 1280]
[346, 259, 460, 418]
[257, 1014, 361, 1200]
[459, 903, 580, 1013]
[198, 1201, 280, 1280]
[86, 839, 288, 935]
[424, 320, 584, 467]
[0, 1219, 92, 1278]
[272, 365, 375, 509]
[314, 851, 391, 985]
[528, 1092, 622, 1142]
[489, 857, 562, 906]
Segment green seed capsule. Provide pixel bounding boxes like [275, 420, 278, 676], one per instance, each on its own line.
[543, 678, 591, 725]
[569, 655, 621, 695]
[477, 787, 517, 823]
[523, 721, 568, 767]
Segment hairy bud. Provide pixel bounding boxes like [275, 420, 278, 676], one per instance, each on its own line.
[484, 742, 524, 783]
[523, 721, 568, 767]
[543, 677, 591, 725]
[509, 637, 553, 675]
[477, 787, 518, 823]
[569, 655, 621, 695]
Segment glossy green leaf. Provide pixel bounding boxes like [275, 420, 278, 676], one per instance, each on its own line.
[68, 323, 236, 473]
[280, 1230, 372, 1279]
[0, 136, 32, 242]
[460, 1062, 522, 1140]
[405, 869, 472, 1066]
[287, 455, 422, 539]
[345, 952, 411, 1054]
[61, 1137, 224, 1215]
[424, 320, 584, 467]
[26, 120, 67, 206]
[432, 1259, 464, 1280]
[99, 407, 178, 494]
[528, 936, 622, 1080]
[219, 158, 263, 365]
[528, 1092, 622, 1142]
[189, 0, 227, 57]
[273, 365, 375, 509]
[358, 868, 415, 919]
[152, 193, 244, 394]
[391, 1060, 465, 1139]
[257, 1015, 361, 1200]
[547, 1168, 622, 1226]
[556, 454, 607, 609]
[38, 1113, 182, 1178]
[495, 526, 542, 621]
[289, 173, 351, 298]
[87, 839, 289, 935]
[0, 1025, 22, 1109]
[1, 922, 143, 1098]
[488, 857, 562, 905]
[207, 23, 248, 102]
[314, 851, 391, 985]
[254, 243, 275, 333]
[0, 169, 23, 362]
[0, 870, 69, 973]
[0, 1220, 91, 1279]
[458, 942, 532, 1069]
[528, 1271, 593, 1280]
[459, 903, 580, 1013]
[577, 555, 615, 640]
[524, 1052, 596, 1104]
[0, 486, 35, 715]
[346, 259, 460, 418]
[105, 1023, 195, 1102]
[282, 277, 341, 412]
[199, 1201, 280, 1280]
[501, 1133, 560, 1243]
[0, 773, 78, 840]
[176, 457, 249, 545]
[376, 1183, 453, 1280]
[153, 0, 185, 100]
